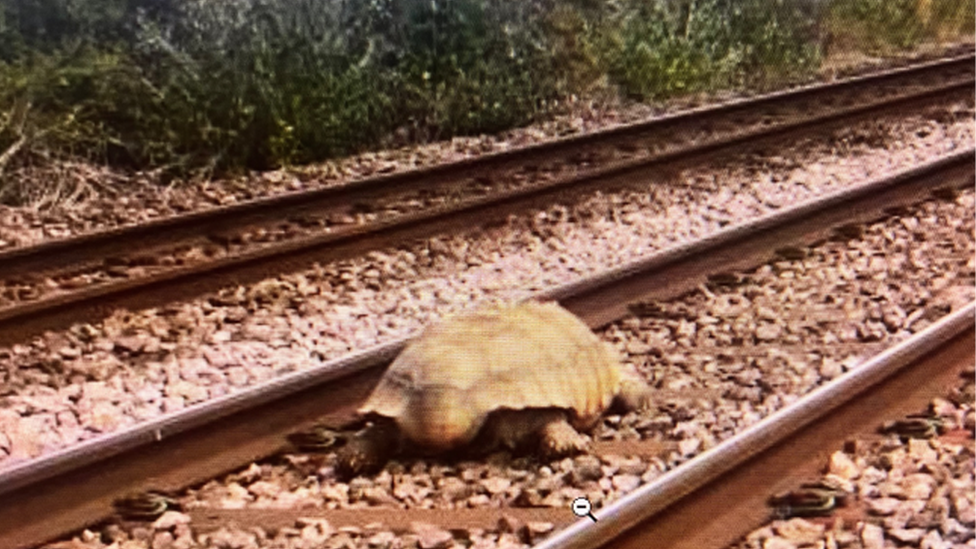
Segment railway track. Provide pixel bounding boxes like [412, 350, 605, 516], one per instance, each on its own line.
[535, 305, 975, 549]
[726, 361, 975, 549]
[4, 148, 972, 549]
[0, 53, 972, 344]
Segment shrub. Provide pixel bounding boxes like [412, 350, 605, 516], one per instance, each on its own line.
[597, 0, 819, 100]
[826, 0, 975, 54]
[2, 0, 566, 174]
[1, 0, 968, 182]
[828, 0, 927, 51]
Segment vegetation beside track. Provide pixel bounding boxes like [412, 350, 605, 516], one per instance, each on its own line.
[827, 0, 974, 54]
[0, 0, 971, 194]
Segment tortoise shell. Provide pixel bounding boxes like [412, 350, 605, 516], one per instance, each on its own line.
[358, 301, 623, 451]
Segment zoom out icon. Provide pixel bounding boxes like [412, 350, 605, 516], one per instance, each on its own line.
[571, 497, 598, 522]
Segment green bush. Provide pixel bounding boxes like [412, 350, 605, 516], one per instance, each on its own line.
[3, 0, 967, 182]
[365, 0, 559, 139]
[597, 0, 819, 100]
[122, 0, 396, 170]
[0, 0, 183, 61]
[925, 0, 976, 40]
[826, 0, 975, 54]
[1, 0, 566, 175]
[828, 0, 926, 51]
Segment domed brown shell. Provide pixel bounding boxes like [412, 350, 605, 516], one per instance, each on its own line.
[358, 301, 623, 452]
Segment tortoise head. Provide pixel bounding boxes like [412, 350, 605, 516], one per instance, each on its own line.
[397, 385, 483, 452]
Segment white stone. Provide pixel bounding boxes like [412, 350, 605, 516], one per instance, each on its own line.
[868, 497, 902, 516]
[908, 438, 938, 463]
[247, 481, 282, 498]
[860, 466, 887, 485]
[611, 474, 641, 493]
[411, 522, 453, 549]
[904, 473, 934, 500]
[152, 511, 191, 530]
[763, 537, 798, 549]
[888, 528, 925, 544]
[860, 523, 885, 549]
[828, 451, 860, 480]
[678, 438, 701, 456]
[86, 401, 122, 433]
[920, 529, 949, 549]
[773, 518, 825, 545]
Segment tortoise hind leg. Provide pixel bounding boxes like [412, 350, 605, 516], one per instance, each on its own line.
[335, 418, 402, 479]
[538, 415, 589, 460]
[472, 409, 588, 460]
[614, 368, 655, 413]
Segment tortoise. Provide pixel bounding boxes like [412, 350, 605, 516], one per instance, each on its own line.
[309, 301, 654, 478]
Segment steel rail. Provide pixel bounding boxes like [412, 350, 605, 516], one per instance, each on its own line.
[0, 150, 971, 548]
[0, 69, 972, 345]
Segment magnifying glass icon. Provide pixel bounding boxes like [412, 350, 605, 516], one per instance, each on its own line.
[571, 497, 598, 522]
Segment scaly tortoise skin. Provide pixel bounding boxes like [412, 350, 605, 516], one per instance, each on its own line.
[331, 301, 653, 478]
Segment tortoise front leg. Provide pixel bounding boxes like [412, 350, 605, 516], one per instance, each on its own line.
[538, 415, 589, 460]
[335, 418, 402, 479]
